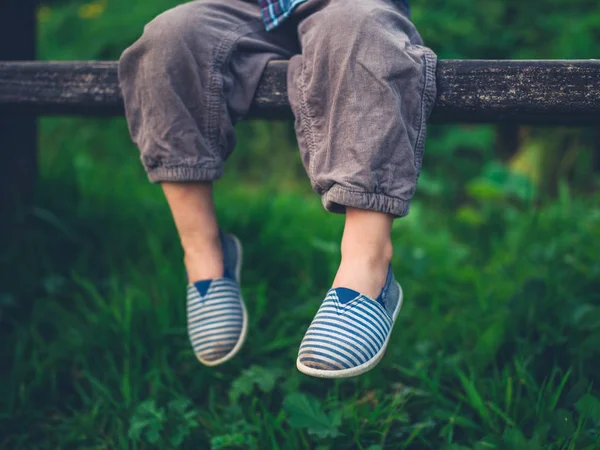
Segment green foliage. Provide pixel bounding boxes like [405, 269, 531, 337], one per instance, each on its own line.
[283, 393, 342, 439]
[128, 399, 198, 446]
[576, 395, 600, 426]
[229, 365, 284, 404]
[413, 0, 600, 59]
[3, 168, 600, 447]
[210, 433, 257, 450]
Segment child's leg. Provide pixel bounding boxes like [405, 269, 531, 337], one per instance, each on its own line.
[118, 0, 298, 280]
[290, 0, 437, 377]
[162, 182, 222, 281]
[333, 207, 393, 299]
[289, 0, 437, 296]
[119, 0, 298, 366]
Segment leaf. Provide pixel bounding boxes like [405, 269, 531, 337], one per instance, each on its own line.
[128, 398, 198, 446]
[473, 441, 497, 450]
[456, 206, 485, 227]
[549, 409, 575, 438]
[283, 393, 342, 439]
[146, 426, 161, 444]
[473, 434, 502, 449]
[168, 399, 198, 445]
[229, 365, 283, 404]
[502, 428, 528, 450]
[466, 178, 506, 202]
[128, 400, 165, 443]
[211, 433, 254, 450]
[575, 394, 600, 425]
[473, 320, 507, 363]
[577, 332, 600, 356]
[572, 305, 600, 330]
[168, 399, 198, 422]
[127, 418, 154, 441]
[572, 304, 597, 325]
[170, 431, 185, 447]
[548, 367, 572, 412]
[456, 370, 492, 426]
[167, 398, 191, 412]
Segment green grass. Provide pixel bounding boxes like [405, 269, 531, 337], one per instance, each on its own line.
[1, 116, 600, 449]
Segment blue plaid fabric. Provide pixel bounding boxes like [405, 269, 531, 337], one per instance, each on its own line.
[258, 0, 307, 31]
[258, 0, 410, 31]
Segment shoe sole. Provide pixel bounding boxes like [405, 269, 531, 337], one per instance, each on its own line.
[296, 281, 403, 379]
[197, 234, 248, 367]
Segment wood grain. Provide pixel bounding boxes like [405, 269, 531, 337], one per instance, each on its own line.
[0, 60, 599, 123]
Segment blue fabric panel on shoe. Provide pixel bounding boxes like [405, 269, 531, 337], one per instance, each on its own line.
[334, 287, 360, 304]
[194, 279, 212, 297]
[376, 264, 394, 310]
[220, 231, 238, 280]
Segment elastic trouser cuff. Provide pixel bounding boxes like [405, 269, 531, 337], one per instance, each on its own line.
[322, 185, 410, 218]
[147, 165, 223, 183]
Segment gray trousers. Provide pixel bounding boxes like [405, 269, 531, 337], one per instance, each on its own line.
[118, 0, 437, 217]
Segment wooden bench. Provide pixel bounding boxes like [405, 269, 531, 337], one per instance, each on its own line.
[1, 59, 600, 213]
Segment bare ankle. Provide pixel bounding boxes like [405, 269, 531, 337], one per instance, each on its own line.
[332, 208, 394, 297]
[184, 239, 224, 281]
[161, 182, 225, 281]
[181, 230, 221, 257]
[341, 207, 394, 261]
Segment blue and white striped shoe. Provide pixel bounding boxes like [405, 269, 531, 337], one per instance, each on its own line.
[297, 265, 403, 378]
[186, 233, 247, 366]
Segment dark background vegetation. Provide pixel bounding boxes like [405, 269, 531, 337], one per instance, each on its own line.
[1, 0, 600, 448]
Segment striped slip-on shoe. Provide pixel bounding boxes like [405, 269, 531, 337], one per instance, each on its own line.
[297, 264, 403, 378]
[187, 232, 248, 367]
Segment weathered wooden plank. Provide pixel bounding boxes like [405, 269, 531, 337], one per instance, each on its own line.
[0, 0, 37, 215]
[0, 60, 599, 124]
[436, 60, 600, 124]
